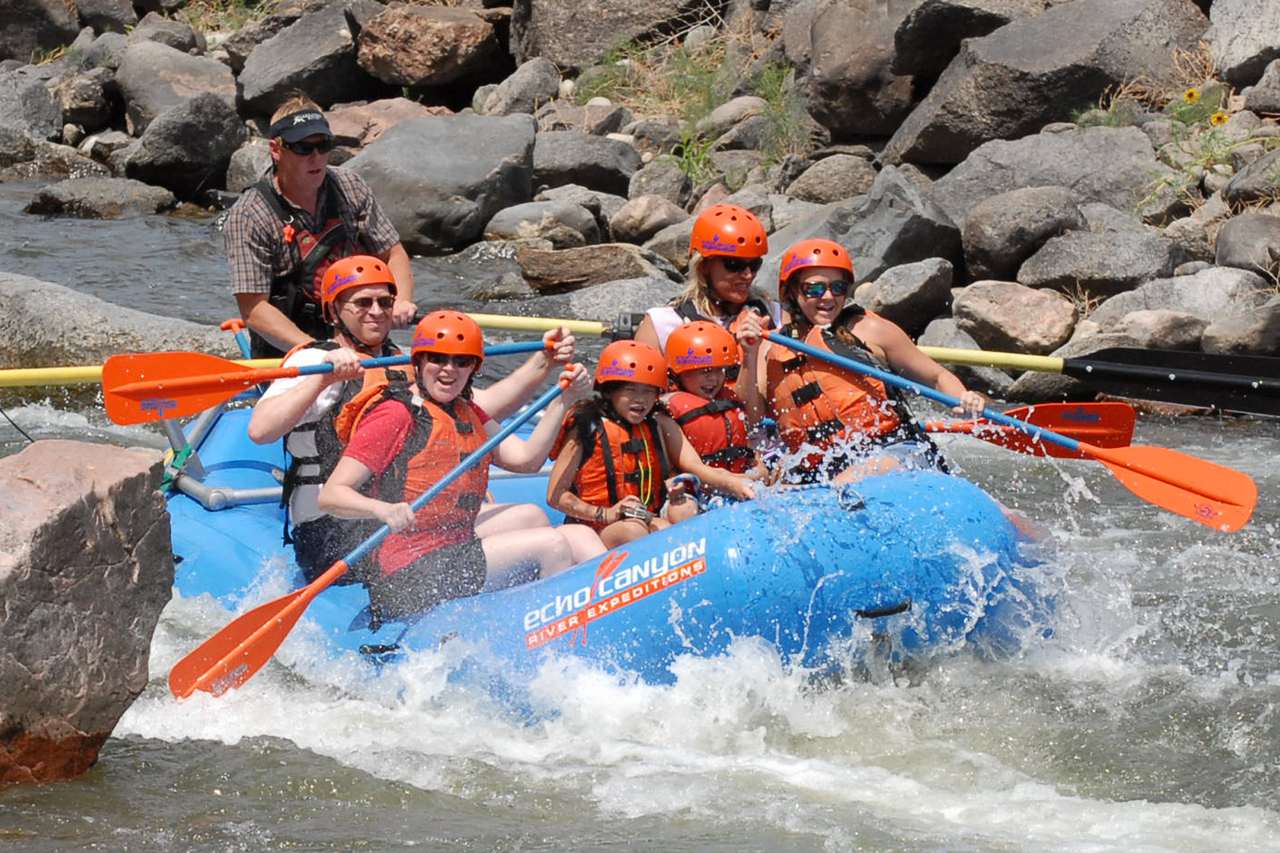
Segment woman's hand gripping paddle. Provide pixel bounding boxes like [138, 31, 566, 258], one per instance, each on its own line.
[167, 380, 567, 699]
[765, 333, 1257, 533]
[924, 402, 1136, 458]
[103, 341, 548, 425]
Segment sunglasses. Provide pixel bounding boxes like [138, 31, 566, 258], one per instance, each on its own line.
[720, 257, 763, 274]
[282, 137, 335, 156]
[798, 278, 852, 299]
[344, 295, 395, 312]
[423, 353, 479, 369]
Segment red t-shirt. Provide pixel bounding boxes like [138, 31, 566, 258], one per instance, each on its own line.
[343, 398, 493, 573]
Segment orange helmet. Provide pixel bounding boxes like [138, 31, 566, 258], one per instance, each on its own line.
[689, 204, 768, 259]
[665, 321, 739, 375]
[594, 340, 666, 389]
[320, 255, 396, 320]
[777, 238, 854, 299]
[411, 311, 485, 366]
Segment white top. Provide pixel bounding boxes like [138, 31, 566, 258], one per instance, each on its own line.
[645, 301, 784, 353]
[260, 347, 347, 524]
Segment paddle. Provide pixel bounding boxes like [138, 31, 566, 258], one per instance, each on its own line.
[102, 341, 549, 425]
[168, 379, 567, 699]
[923, 402, 1135, 459]
[765, 333, 1257, 532]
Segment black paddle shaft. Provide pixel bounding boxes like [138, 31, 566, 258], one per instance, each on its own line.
[1063, 348, 1280, 417]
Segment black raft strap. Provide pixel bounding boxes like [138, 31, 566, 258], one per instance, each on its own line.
[673, 397, 740, 426]
[790, 381, 823, 406]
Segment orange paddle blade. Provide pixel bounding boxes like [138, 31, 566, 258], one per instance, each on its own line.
[1086, 444, 1257, 532]
[926, 403, 1135, 458]
[103, 352, 282, 425]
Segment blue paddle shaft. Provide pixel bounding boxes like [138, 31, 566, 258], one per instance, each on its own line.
[291, 340, 547, 377]
[342, 382, 565, 568]
[764, 332, 1083, 454]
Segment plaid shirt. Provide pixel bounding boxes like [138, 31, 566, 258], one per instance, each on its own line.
[223, 166, 401, 296]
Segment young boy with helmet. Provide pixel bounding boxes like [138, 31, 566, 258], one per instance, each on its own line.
[546, 340, 757, 548]
[318, 312, 604, 623]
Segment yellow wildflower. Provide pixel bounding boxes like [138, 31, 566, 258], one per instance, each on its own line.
[1183, 87, 1201, 104]
[1209, 110, 1229, 127]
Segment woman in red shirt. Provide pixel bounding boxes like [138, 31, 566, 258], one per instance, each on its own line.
[319, 311, 603, 622]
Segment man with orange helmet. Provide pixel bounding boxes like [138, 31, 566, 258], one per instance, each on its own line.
[754, 238, 984, 484]
[318, 312, 604, 622]
[546, 340, 756, 547]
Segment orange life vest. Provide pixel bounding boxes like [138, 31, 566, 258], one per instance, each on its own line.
[338, 385, 490, 573]
[765, 324, 903, 459]
[663, 389, 753, 473]
[551, 408, 670, 530]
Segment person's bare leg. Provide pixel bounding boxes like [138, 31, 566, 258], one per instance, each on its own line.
[600, 518, 650, 548]
[558, 524, 606, 562]
[480, 527, 574, 584]
[474, 502, 551, 537]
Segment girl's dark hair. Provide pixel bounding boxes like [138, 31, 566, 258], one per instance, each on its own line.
[565, 384, 668, 454]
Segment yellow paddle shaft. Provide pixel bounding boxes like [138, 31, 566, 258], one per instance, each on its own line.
[0, 358, 279, 388]
[467, 313, 609, 336]
[919, 347, 1066, 373]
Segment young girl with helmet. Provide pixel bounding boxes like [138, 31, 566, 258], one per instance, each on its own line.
[318, 311, 605, 622]
[755, 238, 985, 485]
[546, 340, 757, 548]
[662, 321, 762, 478]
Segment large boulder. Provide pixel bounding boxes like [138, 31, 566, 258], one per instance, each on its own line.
[961, 185, 1085, 280]
[483, 200, 600, 248]
[1213, 212, 1280, 276]
[115, 40, 235, 135]
[326, 97, 450, 148]
[238, 0, 389, 116]
[0, 63, 62, 143]
[1110, 308, 1208, 350]
[532, 130, 641, 196]
[23, 176, 175, 218]
[804, 0, 916, 139]
[628, 157, 691, 207]
[221, 6, 309, 75]
[1017, 229, 1181, 298]
[1244, 59, 1280, 114]
[1201, 295, 1280, 355]
[481, 57, 559, 116]
[124, 93, 245, 198]
[346, 113, 537, 254]
[50, 67, 113, 132]
[76, 0, 137, 35]
[1207, 0, 1280, 86]
[126, 11, 204, 53]
[883, 0, 1208, 166]
[932, 126, 1187, 227]
[855, 258, 954, 336]
[952, 280, 1077, 354]
[0, 272, 235, 371]
[356, 5, 496, 88]
[511, 0, 712, 71]
[1222, 149, 1280, 207]
[224, 137, 271, 193]
[892, 0, 1048, 84]
[785, 154, 878, 203]
[918, 317, 1017, 397]
[761, 166, 961, 287]
[0, 441, 172, 785]
[562, 275, 683, 320]
[517, 243, 679, 293]
[1085, 266, 1273, 330]
[0, 0, 81, 64]
[608, 195, 687, 245]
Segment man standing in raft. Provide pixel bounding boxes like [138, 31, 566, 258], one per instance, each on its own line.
[753, 239, 985, 484]
[223, 93, 417, 358]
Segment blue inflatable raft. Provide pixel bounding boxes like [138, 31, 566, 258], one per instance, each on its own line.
[167, 407, 1049, 686]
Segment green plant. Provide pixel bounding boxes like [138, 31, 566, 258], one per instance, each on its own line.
[673, 130, 718, 185]
[30, 43, 67, 65]
[180, 0, 276, 33]
[750, 61, 813, 164]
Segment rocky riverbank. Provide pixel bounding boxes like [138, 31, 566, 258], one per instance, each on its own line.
[2, 0, 1278, 393]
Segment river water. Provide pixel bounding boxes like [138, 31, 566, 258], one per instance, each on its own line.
[2, 182, 1279, 851]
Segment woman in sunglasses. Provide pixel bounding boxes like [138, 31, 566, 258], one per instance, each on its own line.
[755, 239, 984, 484]
[320, 312, 605, 623]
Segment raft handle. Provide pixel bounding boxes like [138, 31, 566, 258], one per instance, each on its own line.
[855, 598, 912, 620]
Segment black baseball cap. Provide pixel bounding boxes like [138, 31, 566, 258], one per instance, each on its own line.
[268, 109, 333, 143]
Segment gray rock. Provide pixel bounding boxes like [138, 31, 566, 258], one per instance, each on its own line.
[115, 40, 235, 135]
[326, 97, 450, 148]
[81, 31, 127, 71]
[347, 113, 536, 254]
[1111, 309, 1208, 350]
[642, 217, 697, 271]
[802, 0, 915, 139]
[917, 317, 1017, 397]
[953, 280, 1077, 354]
[1244, 59, 1280, 114]
[23, 176, 175, 218]
[0, 441, 171, 785]
[511, 0, 714, 71]
[785, 154, 877, 204]
[962, 185, 1085, 280]
[533, 99, 630, 135]
[76, 0, 137, 34]
[1017, 229, 1180, 298]
[356, 5, 496, 88]
[609, 195, 688, 245]
[0, 272, 236, 369]
[860, 258, 954, 336]
[695, 95, 767, 138]
[483, 200, 600, 248]
[564, 275, 683, 320]
[768, 193, 823, 232]
[1087, 266, 1273, 329]
[518, 243, 680, 293]
[1174, 260, 1212, 276]
[624, 117, 681, 158]
[221, 9, 305, 75]
[482, 57, 559, 116]
[628, 157, 691, 207]
[1214, 212, 1280, 277]
[77, 128, 132, 164]
[0, 129, 109, 179]
[50, 67, 112, 132]
[932, 126, 1189, 227]
[533, 129, 640, 196]
[711, 114, 773, 152]
[761, 166, 961, 287]
[126, 11, 203, 54]
[883, 0, 1207, 166]
[893, 0, 1048, 83]
[1079, 201, 1148, 235]
[1207, 0, 1280, 86]
[1201, 295, 1280, 355]
[0, 64, 62, 142]
[239, 0, 388, 116]
[225, 137, 272, 194]
[720, 184, 775, 232]
[1162, 216, 1215, 263]
[708, 150, 765, 191]
[1222, 149, 1280, 207]
[124, 93, 245, 199]
[535, 183, 627, 235]
[0, 0, 80, 65]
